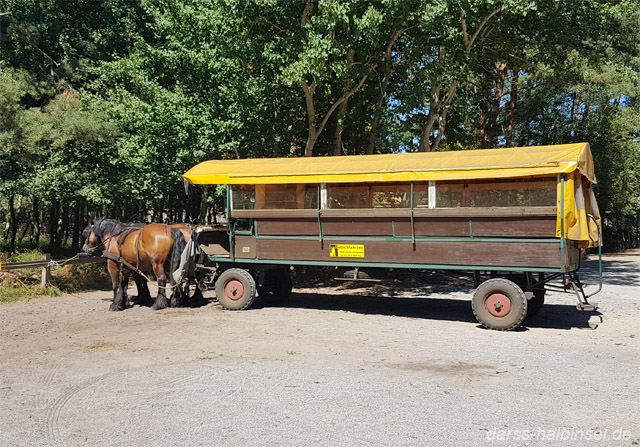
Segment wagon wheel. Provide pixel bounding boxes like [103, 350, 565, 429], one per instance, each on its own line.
[258, 268, 293, 304]
[215, 268, 256, 310]
[525, 289, 545, 319]
[471, 278, 528, 331]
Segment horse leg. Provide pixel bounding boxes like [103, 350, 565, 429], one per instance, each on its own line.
[169, 258, 184, 308]
[151, 262, 168, 310]
[107, 260, 125, 311]
[169, 275, 184, 308]
[133, 272, 152, 305]
[121, 270, 131, 309]
[169, 276, 179, 308]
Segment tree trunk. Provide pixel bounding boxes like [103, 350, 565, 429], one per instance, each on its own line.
[483, 62, 507, 148]
[18, 217, 32, 242]
[418, 8, 501, 152]
[33, 196, 40, 245]
[418, 85, 441, 152]
[49, 199, 59, 250]
[303, 81, 317, 157]
[305, 131, 318, 157]
[199, 185, 209, 224]
[61, 202, 70, 247]
[303, 73, 369, 157]
[418, 81, 457, 152]
[367, 28, 402, 155]
[367, 61, 392, 154]
[72, 199, 82, 252]
[432, 104, 451, 151]
[333, 99, 347, 156]
[271, 110, 281, 157]
[571, 92, 581, 136]
[418, 109, 439, 152]
[8, 195, 17, 251]
[334, 46, 356, 156]
[506, 69, 519, 147]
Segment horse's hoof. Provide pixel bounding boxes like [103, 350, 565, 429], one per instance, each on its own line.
[152, 303, 167, 311]
[109, 304, 123, 311]
[191, 289, 203, 302]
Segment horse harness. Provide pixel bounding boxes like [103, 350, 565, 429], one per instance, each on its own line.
[102, 227, 145, 278]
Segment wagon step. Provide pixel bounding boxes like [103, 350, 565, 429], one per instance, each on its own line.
[335, 268, 381, 282]
[576, 302, 598, 311]
[334, 277, 382, 282]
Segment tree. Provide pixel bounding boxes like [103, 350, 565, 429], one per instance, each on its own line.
[282, 1, 381, 156]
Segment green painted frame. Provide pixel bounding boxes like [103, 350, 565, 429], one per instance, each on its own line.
[206, 256, 563, 273]
[221, 181, 568, 274]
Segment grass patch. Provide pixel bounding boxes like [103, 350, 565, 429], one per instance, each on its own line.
[0, 285, 62, 304]
[1, 247, 112, 303]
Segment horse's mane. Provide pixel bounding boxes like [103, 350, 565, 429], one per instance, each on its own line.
[92, 219, 145, 238]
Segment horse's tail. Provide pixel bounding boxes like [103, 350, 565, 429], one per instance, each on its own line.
[170, 228, 187, 277]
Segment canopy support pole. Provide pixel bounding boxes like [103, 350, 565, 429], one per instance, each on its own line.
[560, 175, 564, 269]
[410, 182, 415, 249]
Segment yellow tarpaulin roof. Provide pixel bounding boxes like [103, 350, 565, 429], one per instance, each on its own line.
[183, 143, 596, 185]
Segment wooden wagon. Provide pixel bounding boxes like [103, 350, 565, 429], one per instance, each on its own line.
[183, 143, 602, 330]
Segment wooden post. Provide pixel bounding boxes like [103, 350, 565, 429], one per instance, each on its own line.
[41, 253, 51, 287]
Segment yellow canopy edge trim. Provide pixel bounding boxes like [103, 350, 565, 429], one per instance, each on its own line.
[183, 143, 596, 185]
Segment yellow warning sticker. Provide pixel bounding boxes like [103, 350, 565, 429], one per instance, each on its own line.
[329, 244, 365, 258]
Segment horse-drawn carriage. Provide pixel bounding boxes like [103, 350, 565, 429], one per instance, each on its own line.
[85, 143, 602, 331]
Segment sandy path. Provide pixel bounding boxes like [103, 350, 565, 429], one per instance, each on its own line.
[0, 254, 638, 446]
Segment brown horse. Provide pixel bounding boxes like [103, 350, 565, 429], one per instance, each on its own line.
[83, 219, 188, 311]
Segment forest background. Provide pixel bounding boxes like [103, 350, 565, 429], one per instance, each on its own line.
[1, 0, 638, 254]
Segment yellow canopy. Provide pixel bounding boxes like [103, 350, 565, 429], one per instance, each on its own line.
[184, 143, 600, 246]
[183, 143, 596, 185]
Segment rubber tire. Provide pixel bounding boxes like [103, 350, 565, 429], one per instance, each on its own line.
[525, 289, 545, 319]
[215, 268, 256, 310]
[472, 278, 528, 331]
[258, 268, 293, 304]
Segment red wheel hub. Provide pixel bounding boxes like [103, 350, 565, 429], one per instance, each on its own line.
[224, 280, 244, 301]
[486, 293, 511, 317]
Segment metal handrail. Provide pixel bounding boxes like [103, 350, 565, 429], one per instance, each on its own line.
[586, 213, 603, 298]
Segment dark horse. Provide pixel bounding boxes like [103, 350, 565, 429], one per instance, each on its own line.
[83, 219, 188, 311]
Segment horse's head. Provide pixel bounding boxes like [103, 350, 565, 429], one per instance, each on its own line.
[82, 218, 101, 253]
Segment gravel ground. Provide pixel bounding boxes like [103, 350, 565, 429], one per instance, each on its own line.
[0, 252, 638, 446]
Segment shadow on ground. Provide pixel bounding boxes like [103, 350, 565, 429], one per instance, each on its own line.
[102, 292, 214, 310]
[106, 256, 629, 329]
[257, 291, 600, 330]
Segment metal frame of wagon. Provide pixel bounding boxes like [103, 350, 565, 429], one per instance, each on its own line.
[183, 143, 603, 330]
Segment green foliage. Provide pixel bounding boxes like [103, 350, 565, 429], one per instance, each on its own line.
[0, 0, 638, 251]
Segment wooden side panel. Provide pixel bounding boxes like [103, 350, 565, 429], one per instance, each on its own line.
[235, 235, 257, 259]
[564, 239, 581, 271]
[323, 218, 400, 236]
[469, 217, 556, 237]
[255, 215, 556, 238]
[396, 218, 466, 237]
[255, 239, 561, 268]
[258, 218, 319, 236]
